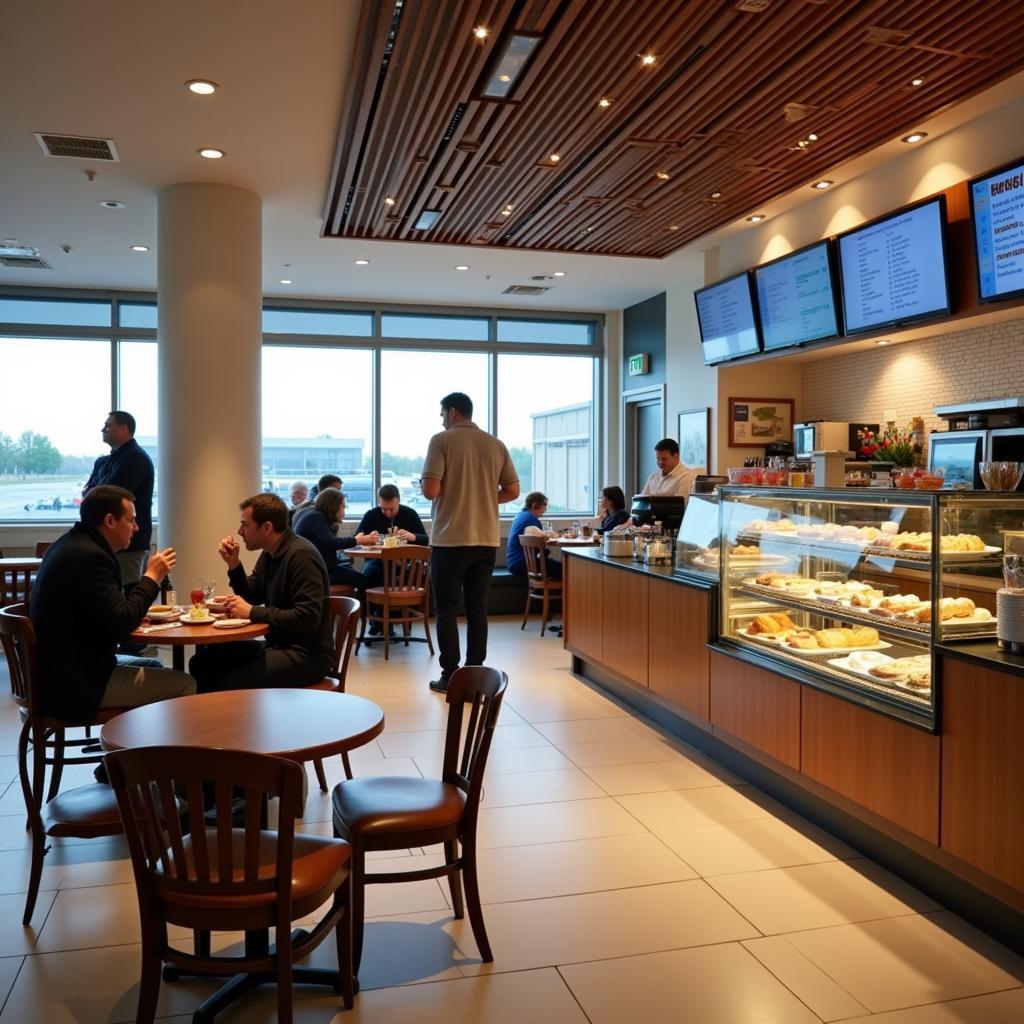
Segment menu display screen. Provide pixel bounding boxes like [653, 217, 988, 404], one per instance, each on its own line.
[837, 196, 950, 335]
[969, 157, 1024, 303]
[754, 241, 840, 350]
[695, 272, 761, 364]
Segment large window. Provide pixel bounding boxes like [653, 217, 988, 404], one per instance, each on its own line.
[380, 351, 490, 513]
[261, 346, 374, 516]
[497, 354, 595, 515]
[118, 341, 159, 496]
[0, 337, 109, 520]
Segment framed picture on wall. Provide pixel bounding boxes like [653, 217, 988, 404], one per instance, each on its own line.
[678, 408, 711, 470]
[728, 397, 795, 448]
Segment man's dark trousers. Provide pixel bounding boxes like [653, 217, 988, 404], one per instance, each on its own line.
[430, 546, 496, 681]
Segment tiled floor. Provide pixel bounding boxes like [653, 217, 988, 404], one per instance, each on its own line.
[1, 617, 1023, 1022]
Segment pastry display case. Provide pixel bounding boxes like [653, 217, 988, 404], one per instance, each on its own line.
[674, 491, 721, 582]
[715, 487, 1024, 729]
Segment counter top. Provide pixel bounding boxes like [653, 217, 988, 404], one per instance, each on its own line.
[939, 641, 1024, 679]
[563, 545, 716, 590]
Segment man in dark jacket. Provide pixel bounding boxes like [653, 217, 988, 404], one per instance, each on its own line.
[356, 483, 429, 589]
[84, 411, 155, 589]
[289, 472, 341, 526]
[189, 492, 333, 692]
[29, 485, 195, 723]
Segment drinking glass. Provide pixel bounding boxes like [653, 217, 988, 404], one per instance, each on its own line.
[202, 579, 215, 601]
[190, 586, 205, 607]
[571, 520, 581, 538]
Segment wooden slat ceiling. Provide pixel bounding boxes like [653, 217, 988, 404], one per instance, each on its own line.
[323, 0, 1024, 258]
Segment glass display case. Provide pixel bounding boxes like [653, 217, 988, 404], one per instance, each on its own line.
[674, 491, 720, 582]
[715, 487, 1023, 729]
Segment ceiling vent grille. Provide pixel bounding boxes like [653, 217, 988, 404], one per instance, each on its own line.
[35, 133, 119, 161]
[503, 284, 550, 295]
[0, 255, 51, 269]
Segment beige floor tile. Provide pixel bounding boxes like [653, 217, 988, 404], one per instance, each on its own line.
[658, 815, 856, 877]
[533, 716, 659, 746]
[459, 879, 758, 975]
[378, 724, 549, 760]
[560, 942, 823, 1024]
[476, 833, 695, 903]
[616, 785, 777, 834]
[783, 911, 1024, 1012]
[0, 839, 134, 896]
[583, 757, 736, 794]
[709, 859, 938, 934]
[840, 987, 1024, 1023]
[743, 935, 871, 1021]
[0, 955, 23, 1011]
[480, 768, 605, 808]
[558, 735, 698, 768]
[471, 744, 576, 775]
[33, 881, 144, 953]
[476, 797, 646, 849]
[504, 689, 627, 723]
[363, 853, 452, 917]
[0, 889, 57, 956]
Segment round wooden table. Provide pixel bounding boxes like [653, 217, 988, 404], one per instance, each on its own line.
[101, 688, 385, 761]
[129, 619, 267, 671]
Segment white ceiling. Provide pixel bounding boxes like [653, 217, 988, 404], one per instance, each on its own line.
[0, 1, 1020, 314]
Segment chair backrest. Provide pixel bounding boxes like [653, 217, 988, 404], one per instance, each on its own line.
[517, 534, 551, 581]
[381, 544, 431, 592]
[440, 667, 508, 827]
[0, 564, 36, 610]
[34, 542, 52, 558]
[326, 594, 360, 686]
[105, 745, 305, 915]
[0, 603, 35, 714]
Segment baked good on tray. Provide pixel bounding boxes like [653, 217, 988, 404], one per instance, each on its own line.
[747, 613, 799, 635]
[868, 654, 931, 690]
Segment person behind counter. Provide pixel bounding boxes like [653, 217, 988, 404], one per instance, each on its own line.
[507, 491, 562, 580]
[641, 438, 699, 499]
[595, 486, 630, 533]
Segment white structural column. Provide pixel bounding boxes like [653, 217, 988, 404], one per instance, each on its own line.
[157, 183, 262, 595]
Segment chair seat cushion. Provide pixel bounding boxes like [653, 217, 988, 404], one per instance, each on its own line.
[305, 676, 343, 692]
[332, 776, 466, 837]
[43, 783, 123, 836]
[161, 830, 351, 918]
[365, 587, 427, 605]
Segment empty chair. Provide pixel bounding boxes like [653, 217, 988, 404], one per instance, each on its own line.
[106, 744, 355, 1024]
[0, 560, 37, 611]
[0, 604, 125, 925]
[517, 534, 563, 636]
[306, 594, 362, 790]
[332, 665, 507, 973]
[357, 545, 433, 659]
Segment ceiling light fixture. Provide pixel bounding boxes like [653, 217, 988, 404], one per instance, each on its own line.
[185, 79, 217, 95]
[384, 196, 396, 206]
[552, 271, 566, 277]
[473, 26, 489, 39]
[808, 133, 819, 142]
[876, 339, 889, 346]
[910, 77, 924, 87]
[667, 225, 679, 231]
[709, 191, 722, 200]
[598, 97, 612, 108]
[197, 147, 224, 159]
[811, 179, 833, 190]
[455, 264, 470, 271]
[280, 278, 292, 285]
[478, 32, 541, 99]
[639, 52, 657, 66]
[353, 259, 370, 266]
[501, 208, 512, 216]
[413, 209, 442, 230]
[130, 244, 149, 252]
[549, 152, 561, 162]
[746, 214, 765, 223]
[98, 200, 125, 209]
[901, 131, 928, 144]
[655, 170, 670, 180]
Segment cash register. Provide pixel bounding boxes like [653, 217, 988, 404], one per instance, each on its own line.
[630, 494, 686, 533]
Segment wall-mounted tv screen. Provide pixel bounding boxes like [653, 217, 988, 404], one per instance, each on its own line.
[694, 271, 761, 365]
[836, 195, 950, 335]
[969, 156, 1024, 303]
[754, 240, 841, 350]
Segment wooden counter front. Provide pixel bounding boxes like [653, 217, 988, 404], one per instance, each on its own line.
[649, 578, 710, 719]
[564, 553, 605, 663]
[602, 567, 649, 685]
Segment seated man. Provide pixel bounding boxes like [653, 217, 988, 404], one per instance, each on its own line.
[29, 484, 196, 724]
[290, 473, 341, 527]
[356, 483, 429, 589]
[288, 479, 308, 513]
[506, 491, 562, 580]
[189, 492, 333, 692]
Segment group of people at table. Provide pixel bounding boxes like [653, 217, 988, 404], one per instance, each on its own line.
[24, 400, 696, 753]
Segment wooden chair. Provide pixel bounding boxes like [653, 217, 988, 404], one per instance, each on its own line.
[518, 534, 563, 636]
[34, 542, 52, 558]
[357, 545, 434, 659]
[0, 561, 37, 612]
[332, 666, 508, 973]
[306, 595, 362, 791]
[105, 745, 355, 1024]
[0, 604, 126, 925]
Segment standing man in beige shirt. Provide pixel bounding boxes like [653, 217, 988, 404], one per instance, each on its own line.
[641, 438, 699, 498]
[420, 392, 520, 693]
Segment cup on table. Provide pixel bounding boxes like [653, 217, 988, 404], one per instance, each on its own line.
[581, 524, 592, 538]
[190, 587, 205, 607]
[164, 590, 177, 607]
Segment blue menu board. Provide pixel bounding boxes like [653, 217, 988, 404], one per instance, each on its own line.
[970, 157, 1024, 303]
[695, 272, 761, 364]
[755, 241, 840, 350]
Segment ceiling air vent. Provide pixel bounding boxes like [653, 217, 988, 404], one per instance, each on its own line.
[503, 284, 550, 295]
[35, 133, 120, 161]
[0, 255, 51, 269]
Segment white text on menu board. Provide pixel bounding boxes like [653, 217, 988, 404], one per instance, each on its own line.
[853, 214, 921, 319]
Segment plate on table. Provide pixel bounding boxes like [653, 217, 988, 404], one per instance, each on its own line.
[147, 609, 180, 622]
[205, 598, 229, 613]
[179, 613, 216, 625]
[212, 618, 250, 629]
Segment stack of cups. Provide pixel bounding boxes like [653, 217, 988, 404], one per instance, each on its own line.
[996, 588, 1024, 654]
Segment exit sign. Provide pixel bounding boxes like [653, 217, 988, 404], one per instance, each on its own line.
[628, 353, 650, 376]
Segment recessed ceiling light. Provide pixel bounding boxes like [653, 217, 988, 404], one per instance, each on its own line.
[98, 200, 125, 209]
[473, 25, 489, 39]
[811, 179, 833, 190]
[639, 52, 657, 66]
[901, 131, 928, 144]
[197, 147, 224, 159]
[130, 244, 149, 252]
[353, 259, 370, 266]
[807, 132, 819, 142]
[709, 191, 722, 199]
[549, 152, 561, 162]
[667, 224, 679, 231]
[746, 214, 765, 223]
[185, 79, 217, 95]
[552, 271, 566, 277]
[910, 77, 924, 87]
[498, 74, 511, 83]
[598, 97, 612, 108]
[876, 339, 889, 346]
[479, 33, 541, 98]
[455, 264, 470, 271]
[655, 170, 670, 180]
[384, 196, 396, 206]
[280, 278, 292, 285]
[500, 208, 512, 216]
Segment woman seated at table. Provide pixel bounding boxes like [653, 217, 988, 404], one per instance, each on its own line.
[596, 485, 629, 533]
[294, 488, 376, 590]
[507, 491, 561, 580]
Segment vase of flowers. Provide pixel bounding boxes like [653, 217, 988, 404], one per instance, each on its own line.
[856, 427, 879, 460]
[879, 424, 916, 468]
